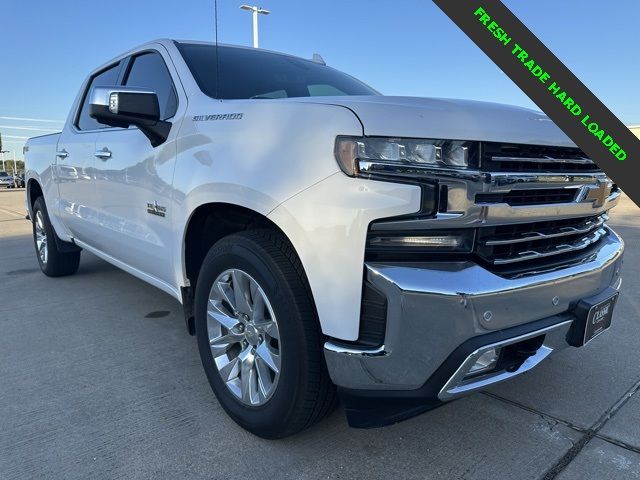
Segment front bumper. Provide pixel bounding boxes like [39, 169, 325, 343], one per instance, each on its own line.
[324, 227, 624, 427]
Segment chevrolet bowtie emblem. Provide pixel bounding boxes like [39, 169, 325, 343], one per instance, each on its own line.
[578, 180, 613, 209]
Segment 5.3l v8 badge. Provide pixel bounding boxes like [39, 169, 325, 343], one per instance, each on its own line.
[147, 201, 167, 218]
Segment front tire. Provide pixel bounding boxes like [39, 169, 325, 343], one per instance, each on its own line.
[195, 229, 336, 438]
[32, 196, 81, 277]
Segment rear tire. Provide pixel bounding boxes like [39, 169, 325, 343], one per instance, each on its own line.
[195, 229, 336, 438]
[32, 196, 81, 277]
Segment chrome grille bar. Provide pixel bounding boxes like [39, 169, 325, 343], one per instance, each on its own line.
[482, 143, 601, 173]
[491, 155, 594, 165]
[481, 214, 608, 246]
[490, 228, 608, 265]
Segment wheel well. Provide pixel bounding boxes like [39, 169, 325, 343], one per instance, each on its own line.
[27, 179, 42, 209]
[184, 203, 288, 289]
[181, 203, 299, 335]
[27, 179, 43, 211]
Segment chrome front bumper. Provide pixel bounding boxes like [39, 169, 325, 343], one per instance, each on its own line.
[324, 227, 624, 398]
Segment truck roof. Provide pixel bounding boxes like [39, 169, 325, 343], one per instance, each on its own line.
[91, 38, 319, 77]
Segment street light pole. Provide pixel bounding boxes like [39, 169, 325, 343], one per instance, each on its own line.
[240, 5, 270, 48]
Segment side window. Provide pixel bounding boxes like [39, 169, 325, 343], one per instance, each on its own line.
[124, 52, 178, 120]
[76, 62, 122, 131]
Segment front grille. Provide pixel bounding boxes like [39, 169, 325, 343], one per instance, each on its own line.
[481, 142, 601, 173]
[476, 214, 608, 266]
[366, 140, 617, 278]
[476, 187, 579, 206]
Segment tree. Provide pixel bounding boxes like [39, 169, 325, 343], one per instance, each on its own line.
[3, 160, 25, 173]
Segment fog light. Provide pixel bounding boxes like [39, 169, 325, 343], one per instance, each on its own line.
[466, 348, 500, 377]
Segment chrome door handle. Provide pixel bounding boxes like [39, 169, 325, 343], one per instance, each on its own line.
[94, 148, 112, 160]
[56, 149, 69, 159]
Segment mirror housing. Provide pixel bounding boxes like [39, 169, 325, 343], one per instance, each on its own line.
[89, 86, 171, 147]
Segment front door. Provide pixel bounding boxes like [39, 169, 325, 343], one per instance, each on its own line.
[91, 50, 181, 285]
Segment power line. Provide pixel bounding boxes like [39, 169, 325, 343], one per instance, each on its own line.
[0, 116, 64, 123]
[0, 125, 60, 132]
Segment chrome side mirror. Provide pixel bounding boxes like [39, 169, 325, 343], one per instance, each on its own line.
[89, 86, 171, 147]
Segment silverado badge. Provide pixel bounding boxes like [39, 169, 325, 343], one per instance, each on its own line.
[193, 113, 244, 121]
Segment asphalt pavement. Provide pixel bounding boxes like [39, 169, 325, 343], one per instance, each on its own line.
[1, 188, 639, 479]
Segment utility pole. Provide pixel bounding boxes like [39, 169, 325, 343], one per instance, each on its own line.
[240, 5, 270, 48]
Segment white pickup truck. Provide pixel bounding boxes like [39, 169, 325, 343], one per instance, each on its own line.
[25, 39, 624, 438]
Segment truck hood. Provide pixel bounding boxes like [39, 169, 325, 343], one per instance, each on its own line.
[289, 96, 575, 147]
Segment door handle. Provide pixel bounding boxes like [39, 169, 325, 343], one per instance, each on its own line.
[56, 149, 69, 159]
[94, 148, 112, 160]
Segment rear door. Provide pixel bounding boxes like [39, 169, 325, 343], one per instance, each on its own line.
[56, 61, 124, 241]
[91, 49, 181, 284]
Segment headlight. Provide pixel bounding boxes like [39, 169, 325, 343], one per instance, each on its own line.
[335, 136, 478, 177]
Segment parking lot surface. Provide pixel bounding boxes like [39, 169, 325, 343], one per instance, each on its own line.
[1, 188, 639, 479]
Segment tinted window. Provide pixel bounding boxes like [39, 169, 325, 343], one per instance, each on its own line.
[77, 62, 121, 131]
[124, 52, 178, 120]
[307, 84, 350, 96]
[176, 43, 379, 100]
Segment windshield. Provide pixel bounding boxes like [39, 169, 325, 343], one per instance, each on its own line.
[0, 172, 9, 177]
[176, 42, 379, 100]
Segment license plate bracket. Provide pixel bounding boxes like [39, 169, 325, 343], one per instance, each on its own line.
[567, 287, 619, 347]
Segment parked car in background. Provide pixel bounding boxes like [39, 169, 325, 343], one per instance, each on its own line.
[24, 39, 624, 438]
[0, 171, 15, 188]
[10, 173, 25, 188]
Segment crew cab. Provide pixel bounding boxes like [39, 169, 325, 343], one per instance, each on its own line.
[24, 39, 624, 438]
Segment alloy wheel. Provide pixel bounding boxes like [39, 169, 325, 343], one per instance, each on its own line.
[207, 268, 281, 406]
[35, 210, 48, 265]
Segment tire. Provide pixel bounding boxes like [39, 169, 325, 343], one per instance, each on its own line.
[195, 229, 337, 438]
[32, 196, 81, 277]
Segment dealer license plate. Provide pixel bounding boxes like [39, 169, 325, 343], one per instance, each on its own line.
[583, 293, 618, 345]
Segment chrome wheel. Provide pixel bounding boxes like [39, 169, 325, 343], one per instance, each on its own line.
[207, 268, 281, 406]
[35, 210, 48, 265]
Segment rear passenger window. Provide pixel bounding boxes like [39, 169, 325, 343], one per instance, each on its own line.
[76, 62, 122, 131]
[124, 52, 178, 120]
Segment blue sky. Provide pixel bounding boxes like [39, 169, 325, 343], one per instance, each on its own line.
[2, 0, 639, 160]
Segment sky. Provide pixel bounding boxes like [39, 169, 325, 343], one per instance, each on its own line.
[1, 0, 639, 160]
